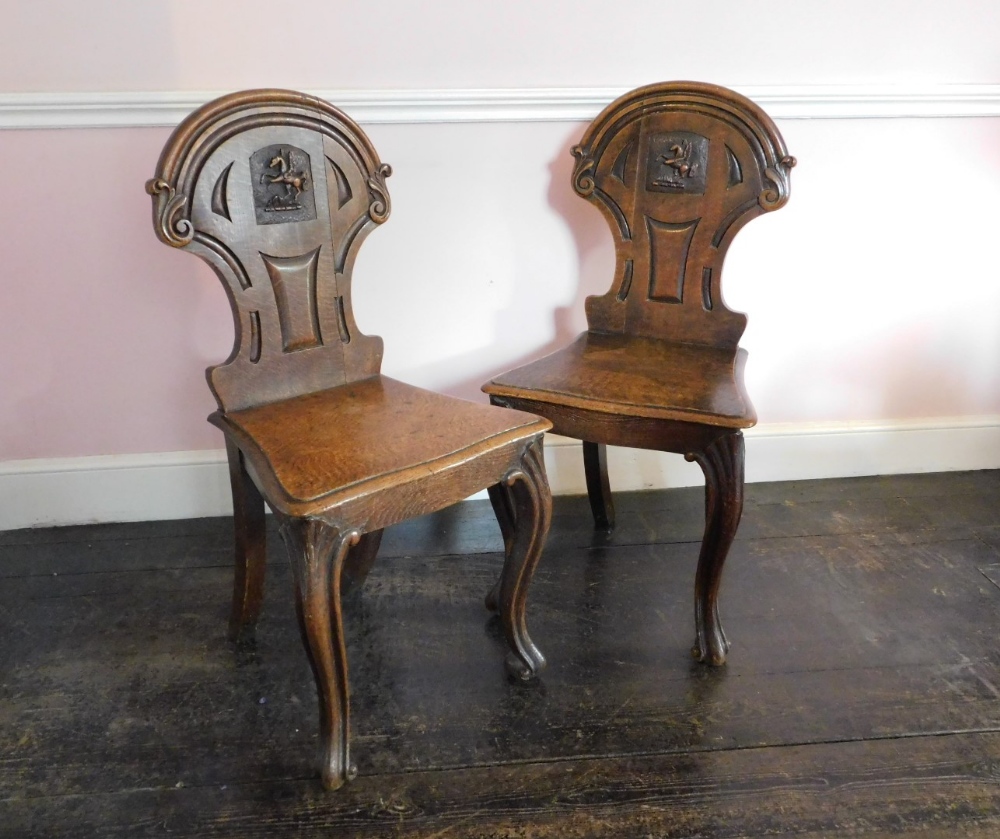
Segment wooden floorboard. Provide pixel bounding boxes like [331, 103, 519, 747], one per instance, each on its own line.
[3, 471, 1000, 836]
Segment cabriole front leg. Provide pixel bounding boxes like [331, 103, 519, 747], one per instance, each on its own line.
[280, 517, 360, 790]
[685, 431, 745, 666]
[495, 439, 552, 681]
[224, 438, 266, 642]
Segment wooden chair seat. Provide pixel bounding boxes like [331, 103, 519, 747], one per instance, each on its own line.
[216, 375, 548, 516]
[147, 90, 554, 791]
[486, 333, 754, 428]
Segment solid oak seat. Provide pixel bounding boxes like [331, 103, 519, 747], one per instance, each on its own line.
[147, 89, 554, 791]
[486, 333, 754, 428]
[215, 375, 549, 513]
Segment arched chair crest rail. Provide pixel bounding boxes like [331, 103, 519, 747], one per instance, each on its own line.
[483, 82, 795, 666]
[146, 89, 553, 790]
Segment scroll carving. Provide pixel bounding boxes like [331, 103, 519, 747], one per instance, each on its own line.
[145, 178, 193, 248]
[759, 155, 797, 211]
[571, 146, 596, 196]
[367, 163, 392, 224]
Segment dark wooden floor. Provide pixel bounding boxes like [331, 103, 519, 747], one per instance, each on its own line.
[4, 471, 1000, 837]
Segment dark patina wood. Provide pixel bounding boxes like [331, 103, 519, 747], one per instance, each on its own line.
[146, 89, 553, 789]
[484, 82, 795, 665]
[6, 472, 1000, 836]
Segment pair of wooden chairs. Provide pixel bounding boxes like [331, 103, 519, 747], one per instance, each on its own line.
[147, 83, 793, 789]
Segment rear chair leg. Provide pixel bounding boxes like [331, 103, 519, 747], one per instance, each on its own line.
[583, 441, 615, 531]
[224, 438, 266, 642]
[686, 431, 745, 666]
[485, 483, 516, 612]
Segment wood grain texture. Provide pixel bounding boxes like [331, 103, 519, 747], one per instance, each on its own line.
[213, 376, 548, 512]
[5, 472, 1000, 836]
[487, 332, 754, 427]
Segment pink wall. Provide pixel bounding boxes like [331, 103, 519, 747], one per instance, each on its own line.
[5, 2, 1000, 92]
[1, 128, 227, 459]
[3, 1, 1000, 465]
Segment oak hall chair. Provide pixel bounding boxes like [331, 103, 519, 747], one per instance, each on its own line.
[146, 90, 553, 790]
[483, 82, 794, 667]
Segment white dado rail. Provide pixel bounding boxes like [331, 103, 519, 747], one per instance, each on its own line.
[2, 84, 1000, 129]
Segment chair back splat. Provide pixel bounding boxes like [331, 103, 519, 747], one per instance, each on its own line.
[147, 89, 390, 411]
[573, 82, 795, 348]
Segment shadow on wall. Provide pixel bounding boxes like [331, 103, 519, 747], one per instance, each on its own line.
[544, 125, 616, 345]
[410, 124, 617, 404]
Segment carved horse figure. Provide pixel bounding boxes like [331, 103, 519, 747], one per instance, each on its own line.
[263, 149, 309, 200]
[661, 142, 694, 177]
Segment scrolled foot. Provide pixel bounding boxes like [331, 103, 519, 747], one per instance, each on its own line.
[692, 620, 730, 665]
[320, 754, 358, 791]
[505, 649, 546, 683]
[692, 598, 730, 664]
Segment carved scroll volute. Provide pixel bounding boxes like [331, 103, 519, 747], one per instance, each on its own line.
[571, 146, 596, 197]
[760, 154, 797, 211]
[368, 163, 392, 224]
[145, 177, 193, 248]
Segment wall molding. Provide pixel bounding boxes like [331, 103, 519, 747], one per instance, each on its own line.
[3, 84, 1000, 130]
[2, 416, 999, 530]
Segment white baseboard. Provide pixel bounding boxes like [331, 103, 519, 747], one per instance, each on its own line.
[2, 417, 999, 530]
